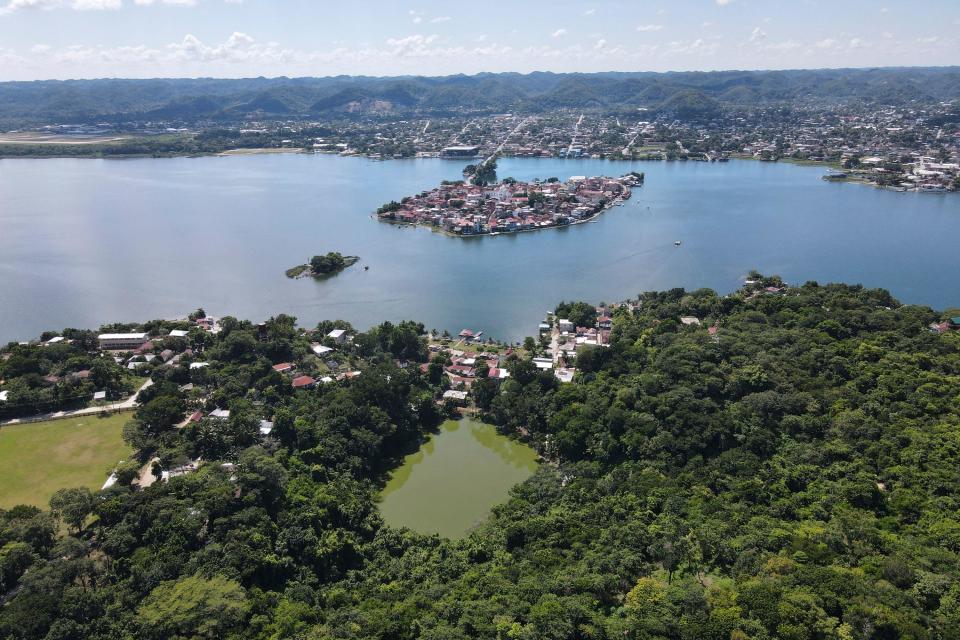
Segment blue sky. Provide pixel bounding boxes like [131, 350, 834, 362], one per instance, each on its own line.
[0, 0, 957, 80]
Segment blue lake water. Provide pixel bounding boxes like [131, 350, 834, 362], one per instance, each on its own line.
[0, 155, 957, 343]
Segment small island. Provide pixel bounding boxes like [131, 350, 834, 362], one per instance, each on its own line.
[375, 172, 642, 237]
[286, 252, 360, 279]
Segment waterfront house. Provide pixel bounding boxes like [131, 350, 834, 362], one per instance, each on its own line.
[327, 329, 349, 344]
[99, 332, 149, 351]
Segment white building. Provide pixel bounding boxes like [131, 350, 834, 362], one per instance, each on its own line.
[98, 332, 148, 350]
[532, 357, 554, 371]
[327, 329, 349, 344]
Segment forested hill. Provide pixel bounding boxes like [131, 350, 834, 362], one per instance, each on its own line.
[1, 67, 959, 125]
[2, 279, 960, 639]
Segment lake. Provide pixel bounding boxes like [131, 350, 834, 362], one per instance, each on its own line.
[1, 154, 958, 343]
[379, 418, 539, 538]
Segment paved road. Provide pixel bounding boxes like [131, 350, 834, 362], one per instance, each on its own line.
[0, 379, 153, 426]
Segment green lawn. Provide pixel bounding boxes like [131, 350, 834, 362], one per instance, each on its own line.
[0, 413, 132, 509]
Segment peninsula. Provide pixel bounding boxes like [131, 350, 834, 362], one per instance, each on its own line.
[376, 173, 641, 236]
[285, 252, 359, 279]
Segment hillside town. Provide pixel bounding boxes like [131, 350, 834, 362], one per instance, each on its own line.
[375, 173, 640, 235]
[19, 98, 954, 192]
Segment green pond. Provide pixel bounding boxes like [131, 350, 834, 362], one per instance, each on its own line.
[379, 418, 539, 538]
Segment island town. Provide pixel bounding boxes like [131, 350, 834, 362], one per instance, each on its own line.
[375, 172, 642, 236]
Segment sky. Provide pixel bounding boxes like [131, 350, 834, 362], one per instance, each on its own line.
[0, 0, 957, 81]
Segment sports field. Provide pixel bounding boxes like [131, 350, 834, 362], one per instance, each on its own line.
[0, 413, 132, 509]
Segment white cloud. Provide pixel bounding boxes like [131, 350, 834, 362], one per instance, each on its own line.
[0, 0, 206, 12]
[0, 0, 59, 13]
[430, 16, 450, 23]
[749, 27, 766, 42]
[583, 8, 594, 16]
[716, 0, 731, 5]
[551, 28, 566, 38]
[636, 24, 663, 32]
[73, 0, 121, 8]
[134, 0, 197, 5]
[5, 26, 958, 80]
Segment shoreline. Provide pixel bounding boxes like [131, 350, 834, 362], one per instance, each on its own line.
[378, 195, 626, 238]
[1, 149, 951, 193]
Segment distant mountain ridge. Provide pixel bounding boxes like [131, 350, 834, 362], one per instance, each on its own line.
[0, 67, 958, 126]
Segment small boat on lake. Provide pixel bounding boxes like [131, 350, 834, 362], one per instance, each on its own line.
[674, 240, 682, 246]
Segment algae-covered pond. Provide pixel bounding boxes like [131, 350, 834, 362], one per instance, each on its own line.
[379, 418, 539, 538]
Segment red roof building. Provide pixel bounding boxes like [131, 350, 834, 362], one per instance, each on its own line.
[292, 375, 316, 389]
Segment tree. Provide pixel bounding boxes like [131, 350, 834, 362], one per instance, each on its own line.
[49, 488, 95, 532]
[522, 336, 537, 354]
[0, 542, 36, 593]
[137, 574, 250, 639]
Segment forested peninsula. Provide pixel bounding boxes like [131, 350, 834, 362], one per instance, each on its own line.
[2, 278, 960, 639]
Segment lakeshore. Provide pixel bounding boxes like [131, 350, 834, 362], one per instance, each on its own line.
[1, 154, 958, 346]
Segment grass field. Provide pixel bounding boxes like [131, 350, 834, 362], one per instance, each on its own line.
[0, 413, 132, 509]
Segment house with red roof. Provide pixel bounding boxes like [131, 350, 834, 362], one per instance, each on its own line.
[292, 375, 316, 389]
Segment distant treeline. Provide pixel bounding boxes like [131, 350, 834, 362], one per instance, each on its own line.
[1, 67, 958, 127]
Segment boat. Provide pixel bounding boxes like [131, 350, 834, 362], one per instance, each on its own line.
[364, 266, 369, 271]
[674, 240, 682, 246]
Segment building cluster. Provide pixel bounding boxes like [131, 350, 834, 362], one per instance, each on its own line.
[929, 316, 960, 334]
[426, 342, 513, 398]
[378, 174, 636, 236]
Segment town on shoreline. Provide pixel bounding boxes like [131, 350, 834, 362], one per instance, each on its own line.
[375, 173, 642, 236]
